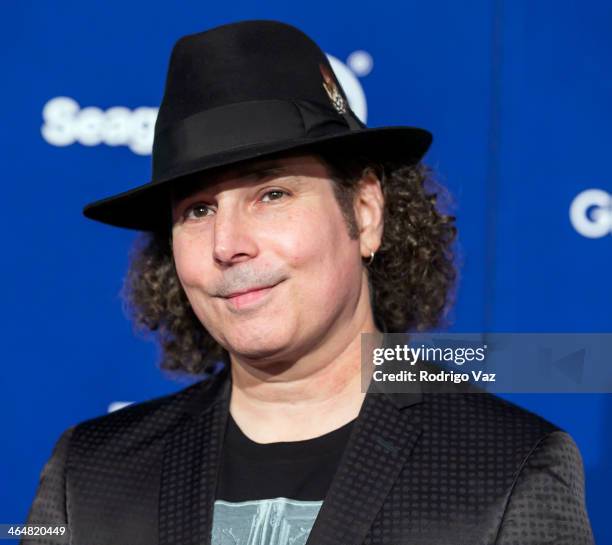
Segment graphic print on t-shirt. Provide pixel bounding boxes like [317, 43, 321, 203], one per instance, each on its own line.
[212, 497, 322, 545]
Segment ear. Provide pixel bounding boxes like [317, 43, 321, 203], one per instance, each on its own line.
[353, 167, 384, 258]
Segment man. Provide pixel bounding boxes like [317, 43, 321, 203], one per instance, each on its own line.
[23, 20, 594, 545]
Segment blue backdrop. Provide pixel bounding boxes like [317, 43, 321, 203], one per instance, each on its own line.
[2, 1, 610, 542]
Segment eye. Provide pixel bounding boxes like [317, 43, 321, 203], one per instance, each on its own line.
[261, 189, 288, 202]
[180, 189, 288, 222]
[183, 202, 213, 221]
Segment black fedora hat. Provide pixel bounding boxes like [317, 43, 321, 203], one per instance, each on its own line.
[82, 19, 432, 231]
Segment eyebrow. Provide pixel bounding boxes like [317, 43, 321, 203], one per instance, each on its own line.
[170, 161, 291, 204]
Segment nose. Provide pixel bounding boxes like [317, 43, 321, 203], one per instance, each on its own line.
[212, 201, 258, 265]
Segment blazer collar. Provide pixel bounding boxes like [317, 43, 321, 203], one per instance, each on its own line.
[160, 361, 424, 545]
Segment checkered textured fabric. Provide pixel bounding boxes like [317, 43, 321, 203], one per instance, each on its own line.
[22, 366, 594, 544]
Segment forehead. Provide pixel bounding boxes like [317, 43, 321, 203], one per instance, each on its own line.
[170, 152, 329, 204]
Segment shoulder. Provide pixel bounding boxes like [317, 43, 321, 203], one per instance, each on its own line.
[410, 393, 593, 540]
[417, 390, 560, 435]
[65, 371, 226, 457]
[412, 391, 563, 475]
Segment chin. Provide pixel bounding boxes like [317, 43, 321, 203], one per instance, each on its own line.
[223, 328, 293, 361]
[229, 343, 290, 364]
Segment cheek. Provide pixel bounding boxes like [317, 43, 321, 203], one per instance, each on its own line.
[279, 204, 359, 295]
[274, 205, 342, 265]
[171, 234, 208, 289]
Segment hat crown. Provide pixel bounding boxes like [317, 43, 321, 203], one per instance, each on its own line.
[155, 20, 348, 133]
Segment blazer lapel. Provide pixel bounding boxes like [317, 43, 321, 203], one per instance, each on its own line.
[305, 380, 424, 545]
[159, 368, 232, 545]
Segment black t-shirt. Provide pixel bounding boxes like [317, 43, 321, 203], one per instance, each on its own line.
[212, 411, 355, 544]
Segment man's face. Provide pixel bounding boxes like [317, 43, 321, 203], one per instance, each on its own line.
[170, 152, 368, 364]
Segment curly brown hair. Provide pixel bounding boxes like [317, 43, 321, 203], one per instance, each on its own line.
[120, 148, 458, 376]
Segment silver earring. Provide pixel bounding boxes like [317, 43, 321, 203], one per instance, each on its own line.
[366, 250, 375, 266]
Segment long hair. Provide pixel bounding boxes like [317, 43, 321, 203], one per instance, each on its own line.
[120, 149, 458, 376]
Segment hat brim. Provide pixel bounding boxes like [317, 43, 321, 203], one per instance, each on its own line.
[82, 126, 432, 231]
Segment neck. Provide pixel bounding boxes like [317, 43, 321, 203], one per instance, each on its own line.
[227, 285, 382, 443]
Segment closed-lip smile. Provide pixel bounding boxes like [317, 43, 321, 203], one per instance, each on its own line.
[223, 281, 283, 311]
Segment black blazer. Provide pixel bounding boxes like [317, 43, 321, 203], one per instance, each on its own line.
[23, 366, 594, 545]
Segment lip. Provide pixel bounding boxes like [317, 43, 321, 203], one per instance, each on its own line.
[224, 282, 280, 311]
[225, 284, 275, 298]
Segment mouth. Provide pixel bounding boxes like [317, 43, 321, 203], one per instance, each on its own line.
[223, 282, 281, 311]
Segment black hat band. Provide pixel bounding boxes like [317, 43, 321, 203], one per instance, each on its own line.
[152, 99, 359, 181]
